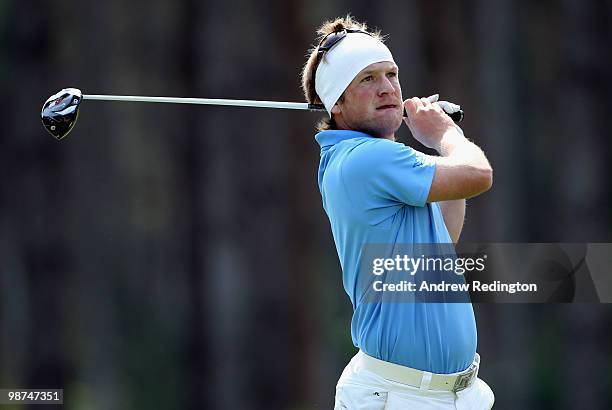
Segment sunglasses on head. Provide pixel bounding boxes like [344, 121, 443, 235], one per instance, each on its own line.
[315, 29, 372, 66]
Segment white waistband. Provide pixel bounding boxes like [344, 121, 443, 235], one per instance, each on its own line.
[356, 351, 480, 393]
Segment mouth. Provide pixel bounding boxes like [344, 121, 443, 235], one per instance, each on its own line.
[376, 104, 399, 111]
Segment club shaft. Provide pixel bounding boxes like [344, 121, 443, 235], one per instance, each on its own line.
[81, 93, 463, 123]
[83, 94, 326, 112]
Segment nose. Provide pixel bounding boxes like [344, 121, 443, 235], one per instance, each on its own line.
[378, 76, 395, 96]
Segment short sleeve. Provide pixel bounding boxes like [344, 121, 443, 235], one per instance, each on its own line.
[342, 139, 436, 207]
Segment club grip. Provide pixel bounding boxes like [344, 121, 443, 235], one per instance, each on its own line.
[448, 109, 464, 123]
[402, 107, 464, 124]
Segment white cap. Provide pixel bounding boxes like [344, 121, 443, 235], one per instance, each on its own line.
[315, 32, 395, 115]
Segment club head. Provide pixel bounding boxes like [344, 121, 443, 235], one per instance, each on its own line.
[41, 88, 83, 140]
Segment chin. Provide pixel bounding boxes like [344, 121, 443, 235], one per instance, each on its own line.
[372, 116, 402, 137]
[377, 109, 402, 124]
[350, 111, 402, 138]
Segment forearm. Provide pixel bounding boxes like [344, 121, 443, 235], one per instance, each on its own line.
[438, 199, 466, 243]
[424, 126, 493, 201]
[405, 97, 493, 202]
[435, 126, 492, 172]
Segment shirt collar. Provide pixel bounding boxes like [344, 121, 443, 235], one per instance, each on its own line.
[315, 129, 375, 149]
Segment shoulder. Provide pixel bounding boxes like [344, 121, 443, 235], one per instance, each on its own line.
[343, 139, 426, 173]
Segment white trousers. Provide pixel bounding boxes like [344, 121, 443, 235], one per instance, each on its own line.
[334, 351, 495, 410]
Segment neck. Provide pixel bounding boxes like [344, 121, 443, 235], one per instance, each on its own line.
[335, 125, 395, 141]
[334, 116, 395, 140]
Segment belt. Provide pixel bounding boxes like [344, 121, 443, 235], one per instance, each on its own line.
[358, 351, 479, 393]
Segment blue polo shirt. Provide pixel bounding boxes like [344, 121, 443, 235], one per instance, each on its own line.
[316, 129, 476, 374]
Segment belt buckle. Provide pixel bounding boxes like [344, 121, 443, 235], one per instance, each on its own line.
[452, 363, 477, 392]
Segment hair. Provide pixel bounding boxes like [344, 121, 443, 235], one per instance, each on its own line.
[301, 15, 383, 131]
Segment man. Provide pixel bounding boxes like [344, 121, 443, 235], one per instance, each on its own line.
[301, 16, 495, 409]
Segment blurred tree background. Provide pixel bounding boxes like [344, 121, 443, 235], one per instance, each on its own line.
[1, 0, 611, 409]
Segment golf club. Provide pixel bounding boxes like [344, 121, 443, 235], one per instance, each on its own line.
[41, 88, 464, 140]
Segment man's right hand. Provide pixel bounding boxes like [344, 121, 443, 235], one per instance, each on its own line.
[403, 96, 456, 151]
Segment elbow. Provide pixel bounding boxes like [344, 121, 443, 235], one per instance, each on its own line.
[464, 166, 492, 198]
[475, 166, 493, 195]
[482, 166, 493, 192]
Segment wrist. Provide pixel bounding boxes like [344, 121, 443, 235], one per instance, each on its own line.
[436, 126, 465, 155]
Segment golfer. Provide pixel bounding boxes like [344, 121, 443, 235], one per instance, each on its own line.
[302, 16, 494, 409]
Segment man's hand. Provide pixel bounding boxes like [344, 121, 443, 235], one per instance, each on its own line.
[403, 96, 456, 151]
[402, 95, 492, 202]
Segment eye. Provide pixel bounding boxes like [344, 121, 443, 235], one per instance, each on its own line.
[387, 71, 398, 78]
[361, 75, 373, 82]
